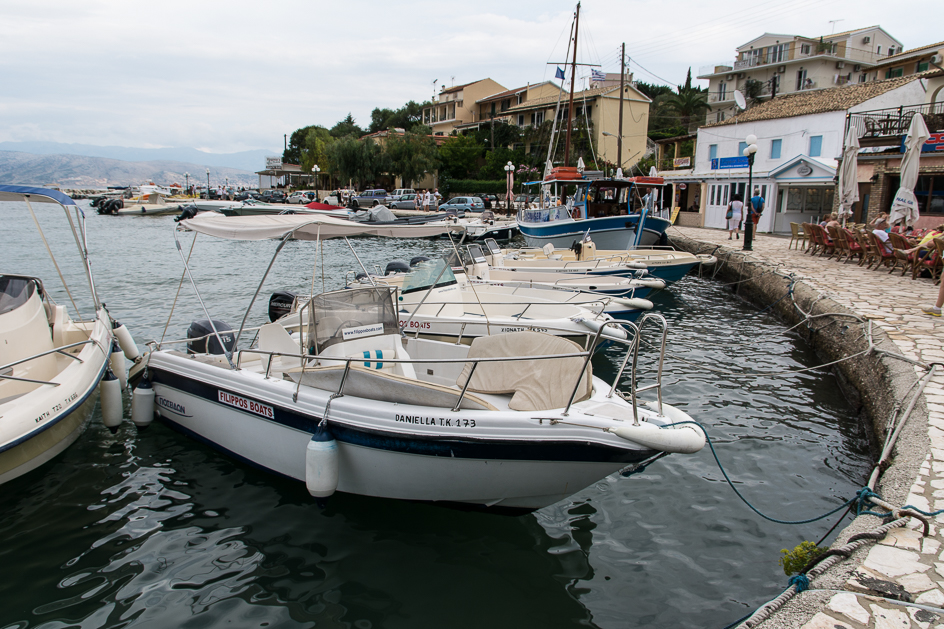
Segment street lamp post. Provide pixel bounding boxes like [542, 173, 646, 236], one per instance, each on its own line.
[312, 165, 320, 195]
[205, 168, 210, 199]
[184, 172, 190, 196]
[742, 134, 759, 251]
[504, 161, 515, 214]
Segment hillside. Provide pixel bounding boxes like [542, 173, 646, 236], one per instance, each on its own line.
[0, 142, 275, 172]
[0, 151, 258, 188]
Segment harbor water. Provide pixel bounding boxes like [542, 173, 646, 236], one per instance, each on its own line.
[0, 205, 871, 628]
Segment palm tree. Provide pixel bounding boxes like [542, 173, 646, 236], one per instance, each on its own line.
[665, 88, 711, 133]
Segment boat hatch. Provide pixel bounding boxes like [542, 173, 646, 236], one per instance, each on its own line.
[306, 286, 400, 354]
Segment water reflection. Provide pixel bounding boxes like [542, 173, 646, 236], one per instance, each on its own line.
[0, 205, 868, 629]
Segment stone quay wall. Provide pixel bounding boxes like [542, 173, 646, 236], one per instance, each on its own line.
[669, 227, 942, 629]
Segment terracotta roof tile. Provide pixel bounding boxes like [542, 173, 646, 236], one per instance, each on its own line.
[705, 73, 928, 127]
[503, 86, 621, 113]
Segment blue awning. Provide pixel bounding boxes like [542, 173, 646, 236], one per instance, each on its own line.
[0, 185, 77, 205]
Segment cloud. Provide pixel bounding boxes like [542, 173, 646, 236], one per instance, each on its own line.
[0, 0, 937, 152]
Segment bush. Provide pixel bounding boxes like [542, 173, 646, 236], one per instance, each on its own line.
[442, 179, 509, 196]
[779, 541, 824, 576]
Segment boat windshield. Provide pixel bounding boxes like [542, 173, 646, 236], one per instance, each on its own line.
[306, 286, 400, 352]
[0, 275, 38, 316]
[400, 258, 458, 295]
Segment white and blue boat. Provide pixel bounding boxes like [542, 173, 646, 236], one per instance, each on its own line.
[516, 176, 672, 250]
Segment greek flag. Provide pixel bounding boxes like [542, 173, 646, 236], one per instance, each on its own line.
[591, 69, 606, 82]
[555, 66, 565, 81]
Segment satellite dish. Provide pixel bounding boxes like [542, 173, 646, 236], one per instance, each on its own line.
[733, 90, 747, 111]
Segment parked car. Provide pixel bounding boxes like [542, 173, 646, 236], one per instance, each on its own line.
[234, 190, 263, 201]
[287, 192, 313, 204]
[440, 196, 485, 213]
[261, 190, 287, 203]
[388, 194, 421, 210]
[390, 188, 415, 201]
[475, 193, 500, 210]
[514, 194, 539, 209]
[351, 189, 390, 208]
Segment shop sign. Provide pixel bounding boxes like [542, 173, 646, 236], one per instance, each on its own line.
[899, 132, 944, 153]
[673, 157, 691, 168]
[265, 157, 283, 170]
[711, 156, 749, 170]
[796, 164, 813, 176]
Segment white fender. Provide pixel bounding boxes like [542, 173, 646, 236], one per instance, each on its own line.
[696, 254, 718, 267]
[611, 297, 652, 311]
[109, 341, 127, 390]
[573, 316, 628, 340]
[306, 428, 339, 498]
[100, 369, 123, 432]
[607, 419, 704, 454]
[633, 278, 665, 290]
[131, 377, 155, 429]
[113, 321, 141, 362]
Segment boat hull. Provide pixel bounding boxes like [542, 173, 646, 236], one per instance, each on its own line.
[518, 215, 671, 249]
[147, 356, 656, 511]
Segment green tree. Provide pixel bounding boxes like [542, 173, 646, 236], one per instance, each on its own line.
[368, 101, 427, 134]
[326, 137, 388, 188]
[385, 127, 440, 187]
[330, 113, 365, 139]
[439, 135, 485, 179]
[665, 70, 711, 133]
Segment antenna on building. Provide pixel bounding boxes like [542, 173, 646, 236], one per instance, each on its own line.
[432, 79, 438, 97]
[450, 76, 455, 87]
[828, 19, 844, 34]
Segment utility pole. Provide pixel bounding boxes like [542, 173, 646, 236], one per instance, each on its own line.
[563, 2, 580, 167]
[618, 42, 625, 170]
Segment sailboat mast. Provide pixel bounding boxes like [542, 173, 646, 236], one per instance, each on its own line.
[563, 2, 580, 167]
[618, 42, 625, 170]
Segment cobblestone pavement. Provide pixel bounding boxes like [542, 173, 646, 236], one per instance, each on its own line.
[671, 226, 944, 629]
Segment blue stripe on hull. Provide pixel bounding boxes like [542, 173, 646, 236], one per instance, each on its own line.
[150, 368, 651, 465]
[518, 214, 671, 249]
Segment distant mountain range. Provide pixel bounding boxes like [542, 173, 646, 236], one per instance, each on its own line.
[0, 150, 259, 188]
[0, 141, 279, 172]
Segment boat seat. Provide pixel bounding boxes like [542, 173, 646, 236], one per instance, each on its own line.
[456, 331, 592, 412]
[258, 322, 304, 376]
[286, 365, 496, 411]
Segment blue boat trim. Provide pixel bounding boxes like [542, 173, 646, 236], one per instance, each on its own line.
[150, 367, 654, 464]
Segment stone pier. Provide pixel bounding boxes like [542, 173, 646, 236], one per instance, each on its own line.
[669, 226, 944, 629]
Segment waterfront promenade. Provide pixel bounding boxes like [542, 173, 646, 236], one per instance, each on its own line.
[672, 226, 944, 629]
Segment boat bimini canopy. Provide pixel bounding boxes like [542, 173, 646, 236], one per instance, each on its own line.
[178, 212, 452, 241]
[0, 185, 80, 206]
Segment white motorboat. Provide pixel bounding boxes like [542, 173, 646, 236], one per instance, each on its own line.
[449, 211, 518, 241]
[345, 258, 651, 323]
[483, 238, 712, 286]
[141, 212, 704, 510]
[0, 186, 138, 485]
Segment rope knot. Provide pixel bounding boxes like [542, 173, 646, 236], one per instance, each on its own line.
[788, 574, 810, 593]
[856, 487, 883, 515]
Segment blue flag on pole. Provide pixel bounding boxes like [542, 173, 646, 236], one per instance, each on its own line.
[555, 66, 565, 81]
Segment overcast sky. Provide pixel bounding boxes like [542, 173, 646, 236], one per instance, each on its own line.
[0, 0, 937, 154]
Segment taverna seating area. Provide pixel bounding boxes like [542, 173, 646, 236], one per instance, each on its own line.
[789, 221, 944, 284]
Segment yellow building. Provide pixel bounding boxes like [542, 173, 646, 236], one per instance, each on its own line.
[421, 79, 507, 136]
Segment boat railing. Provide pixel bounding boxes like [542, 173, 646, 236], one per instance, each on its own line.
[233, 315, 668, 422]
[0, 339, 98, 387]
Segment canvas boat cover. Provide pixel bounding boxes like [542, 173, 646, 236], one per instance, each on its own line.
[178, 212, 451, 241]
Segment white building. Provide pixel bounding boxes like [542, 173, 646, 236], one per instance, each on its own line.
[660, 74, 928, 233]
[698, 26, 903, 124]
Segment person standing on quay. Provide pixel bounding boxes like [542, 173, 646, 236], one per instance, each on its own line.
[923, 279, 944, 317]
[746, 187, 764, 251]
[726, 194, 743, 240]
[414, 191, 423, 212]
[433, 188, 442, 210]
[423, 190, 431, 212]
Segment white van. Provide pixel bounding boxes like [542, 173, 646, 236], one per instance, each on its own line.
[390, 188, 415, 201]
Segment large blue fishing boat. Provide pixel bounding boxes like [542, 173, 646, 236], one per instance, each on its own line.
[517, 175, 672, 249]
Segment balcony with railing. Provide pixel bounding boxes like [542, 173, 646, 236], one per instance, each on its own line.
[847, 102, 944, 147]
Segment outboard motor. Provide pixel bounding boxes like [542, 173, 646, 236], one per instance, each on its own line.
[187, 319, 236, 355]
[409, 256, 431, 267]
[174, 204, 199, 222]
[268, 290, 297, 322]
[384, 260, 410, 276]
